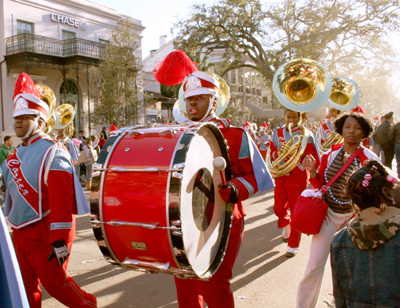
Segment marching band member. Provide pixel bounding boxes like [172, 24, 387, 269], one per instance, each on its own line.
[2, 73, 96, 308]
[154, 50, 274, 308]
[317, 107, 341, 145]
[57, 127, 79, 162]
[243, 121, 256, 141]
[270, 109, 321, 257]
[257, 121, 270, 160]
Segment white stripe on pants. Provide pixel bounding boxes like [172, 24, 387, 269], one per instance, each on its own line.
[296, 208, 354, 308]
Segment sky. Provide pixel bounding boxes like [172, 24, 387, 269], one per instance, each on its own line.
[93, 0, 215, 59]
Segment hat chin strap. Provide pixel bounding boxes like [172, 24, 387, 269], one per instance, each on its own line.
[199, 94, 217, 123]
[20, 116, 39, 140]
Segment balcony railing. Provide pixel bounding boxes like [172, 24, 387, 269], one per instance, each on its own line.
[5, 33, 106, 58]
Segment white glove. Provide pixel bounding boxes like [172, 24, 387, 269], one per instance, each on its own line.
[47, 240, 70, 266]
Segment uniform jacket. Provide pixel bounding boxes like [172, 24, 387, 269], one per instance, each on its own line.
[270, 125, 321, 178]
[2, 132, 89, 243]
[257, 134, 270, 151]
[65, 137, 79, 162]
[317, 121, 334, 143]
[310, 144, 379, 189]
[390, 121, 400, 145]
[203, 116, 275, 221]
[331, 207, 400, 307]
[374, 120, 393, 146]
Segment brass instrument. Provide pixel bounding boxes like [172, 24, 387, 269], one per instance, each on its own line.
[327, 77, 360, 111]
[266, 123, 310, 178]
[55, 104, 76, 144]
[273, 59, 332, 112]
[268, 59, 331, 177]
[316, 131, 344, 154]
[35, 84, 56, 134]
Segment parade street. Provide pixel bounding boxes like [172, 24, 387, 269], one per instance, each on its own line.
[41, 188, 334, 308]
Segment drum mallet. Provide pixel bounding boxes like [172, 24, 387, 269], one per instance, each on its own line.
[213, 157, 227, 186]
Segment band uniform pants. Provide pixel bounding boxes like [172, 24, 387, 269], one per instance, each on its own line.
[273, 172, 308, 249]
[174, 218, 245, 308]
[12, 218, 97, 308]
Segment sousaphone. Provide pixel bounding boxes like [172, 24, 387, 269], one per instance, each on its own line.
[267, 59, 332, 176]
[55, 104, 76, 144]
[35, 84, 56, 135]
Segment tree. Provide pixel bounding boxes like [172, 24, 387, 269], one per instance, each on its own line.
[90, 18, 142, 127]
[174, 0, 399, 100]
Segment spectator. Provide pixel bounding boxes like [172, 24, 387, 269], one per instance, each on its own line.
[83, 138, 98, 191]
[101, 126, 108, 140]
[390, 119, 400, 178]
[98, 133, 106, 149]
[373, 116, 386, 161]
[374, 111, 394, 168]
[331, 159, 400, 307]
[0, 136, 15, 165]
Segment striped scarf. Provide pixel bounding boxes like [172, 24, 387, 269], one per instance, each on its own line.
[325, 149, 358, 214]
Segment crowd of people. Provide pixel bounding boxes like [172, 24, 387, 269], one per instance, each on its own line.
[1, 60, 399, 308]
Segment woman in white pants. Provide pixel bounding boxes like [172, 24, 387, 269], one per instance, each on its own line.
[297, 112, 378, 308]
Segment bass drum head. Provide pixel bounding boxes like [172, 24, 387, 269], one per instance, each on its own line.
[180, 125, 227, 277]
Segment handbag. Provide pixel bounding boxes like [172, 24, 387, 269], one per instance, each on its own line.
[291, 147, 363, 235]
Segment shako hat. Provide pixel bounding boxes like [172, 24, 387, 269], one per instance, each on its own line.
[153, 50, 230, 119]
[351, 106, 366, 114]
[13, 73, 49, 120]
[243, 121, 251, 131]
[260, 121, 268, 131]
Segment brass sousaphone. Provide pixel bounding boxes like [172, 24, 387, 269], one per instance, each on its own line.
[55, 104, 76, 144]
[316, 77, 361, 154]
[35, 84, 56, 134]
[267, 59, 332, 177]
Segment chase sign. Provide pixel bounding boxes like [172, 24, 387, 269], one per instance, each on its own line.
[50, 14, 88, 30]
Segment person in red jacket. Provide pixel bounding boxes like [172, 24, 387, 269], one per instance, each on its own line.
[2, 73, 96, 308]
[153, 51, 274, 308]
[269, 109, 321, 257]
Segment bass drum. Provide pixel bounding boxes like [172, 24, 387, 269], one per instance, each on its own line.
[90, 123, 233, 280]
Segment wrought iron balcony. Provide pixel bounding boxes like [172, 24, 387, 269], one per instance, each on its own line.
[5, 33, 106, 59]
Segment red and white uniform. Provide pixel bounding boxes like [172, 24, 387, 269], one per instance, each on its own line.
[175, 116, 274, 308]
[270, 125, 320, 249]
[2, 132, 96, 308]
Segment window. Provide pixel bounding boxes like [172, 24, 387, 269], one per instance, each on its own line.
[17, 20, 34, 34]
[62, 30, 76, 40]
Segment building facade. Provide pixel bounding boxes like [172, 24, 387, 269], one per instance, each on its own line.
[0, 0, 144, 140]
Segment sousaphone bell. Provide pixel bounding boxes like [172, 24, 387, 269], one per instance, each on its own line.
[327, 77, 360, 111]
[55, 104, 76, 143]
[35, 84, 56, 134]
[273, 59, 332, 112]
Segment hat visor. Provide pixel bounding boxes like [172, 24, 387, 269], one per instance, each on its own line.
[183, 87, 216, 99]
[13, 109, 41, 118]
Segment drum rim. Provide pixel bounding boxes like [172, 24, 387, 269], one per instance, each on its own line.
[167, 123, 233, 279]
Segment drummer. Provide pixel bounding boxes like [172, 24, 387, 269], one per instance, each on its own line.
[154, 51, 274, 308]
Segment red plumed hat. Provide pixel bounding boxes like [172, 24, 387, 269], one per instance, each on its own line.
[260, 121, 268, 131]
[13, 73, 48, 120]
[351, 106, 365, 114]
[153, 50, 198, 86]
[243, 121, 251, 130]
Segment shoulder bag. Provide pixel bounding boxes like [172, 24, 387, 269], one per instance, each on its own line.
[291, 147, 363, 235]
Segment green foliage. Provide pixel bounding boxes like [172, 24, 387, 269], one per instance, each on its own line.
[90, 18, 142, 126]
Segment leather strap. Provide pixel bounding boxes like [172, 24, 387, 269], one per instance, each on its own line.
[320, 147, 363, 194]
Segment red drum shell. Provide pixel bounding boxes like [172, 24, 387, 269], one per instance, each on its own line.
[94, 124, 232, 279]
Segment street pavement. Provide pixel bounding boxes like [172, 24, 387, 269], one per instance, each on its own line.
[42, 188, 335, 308]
